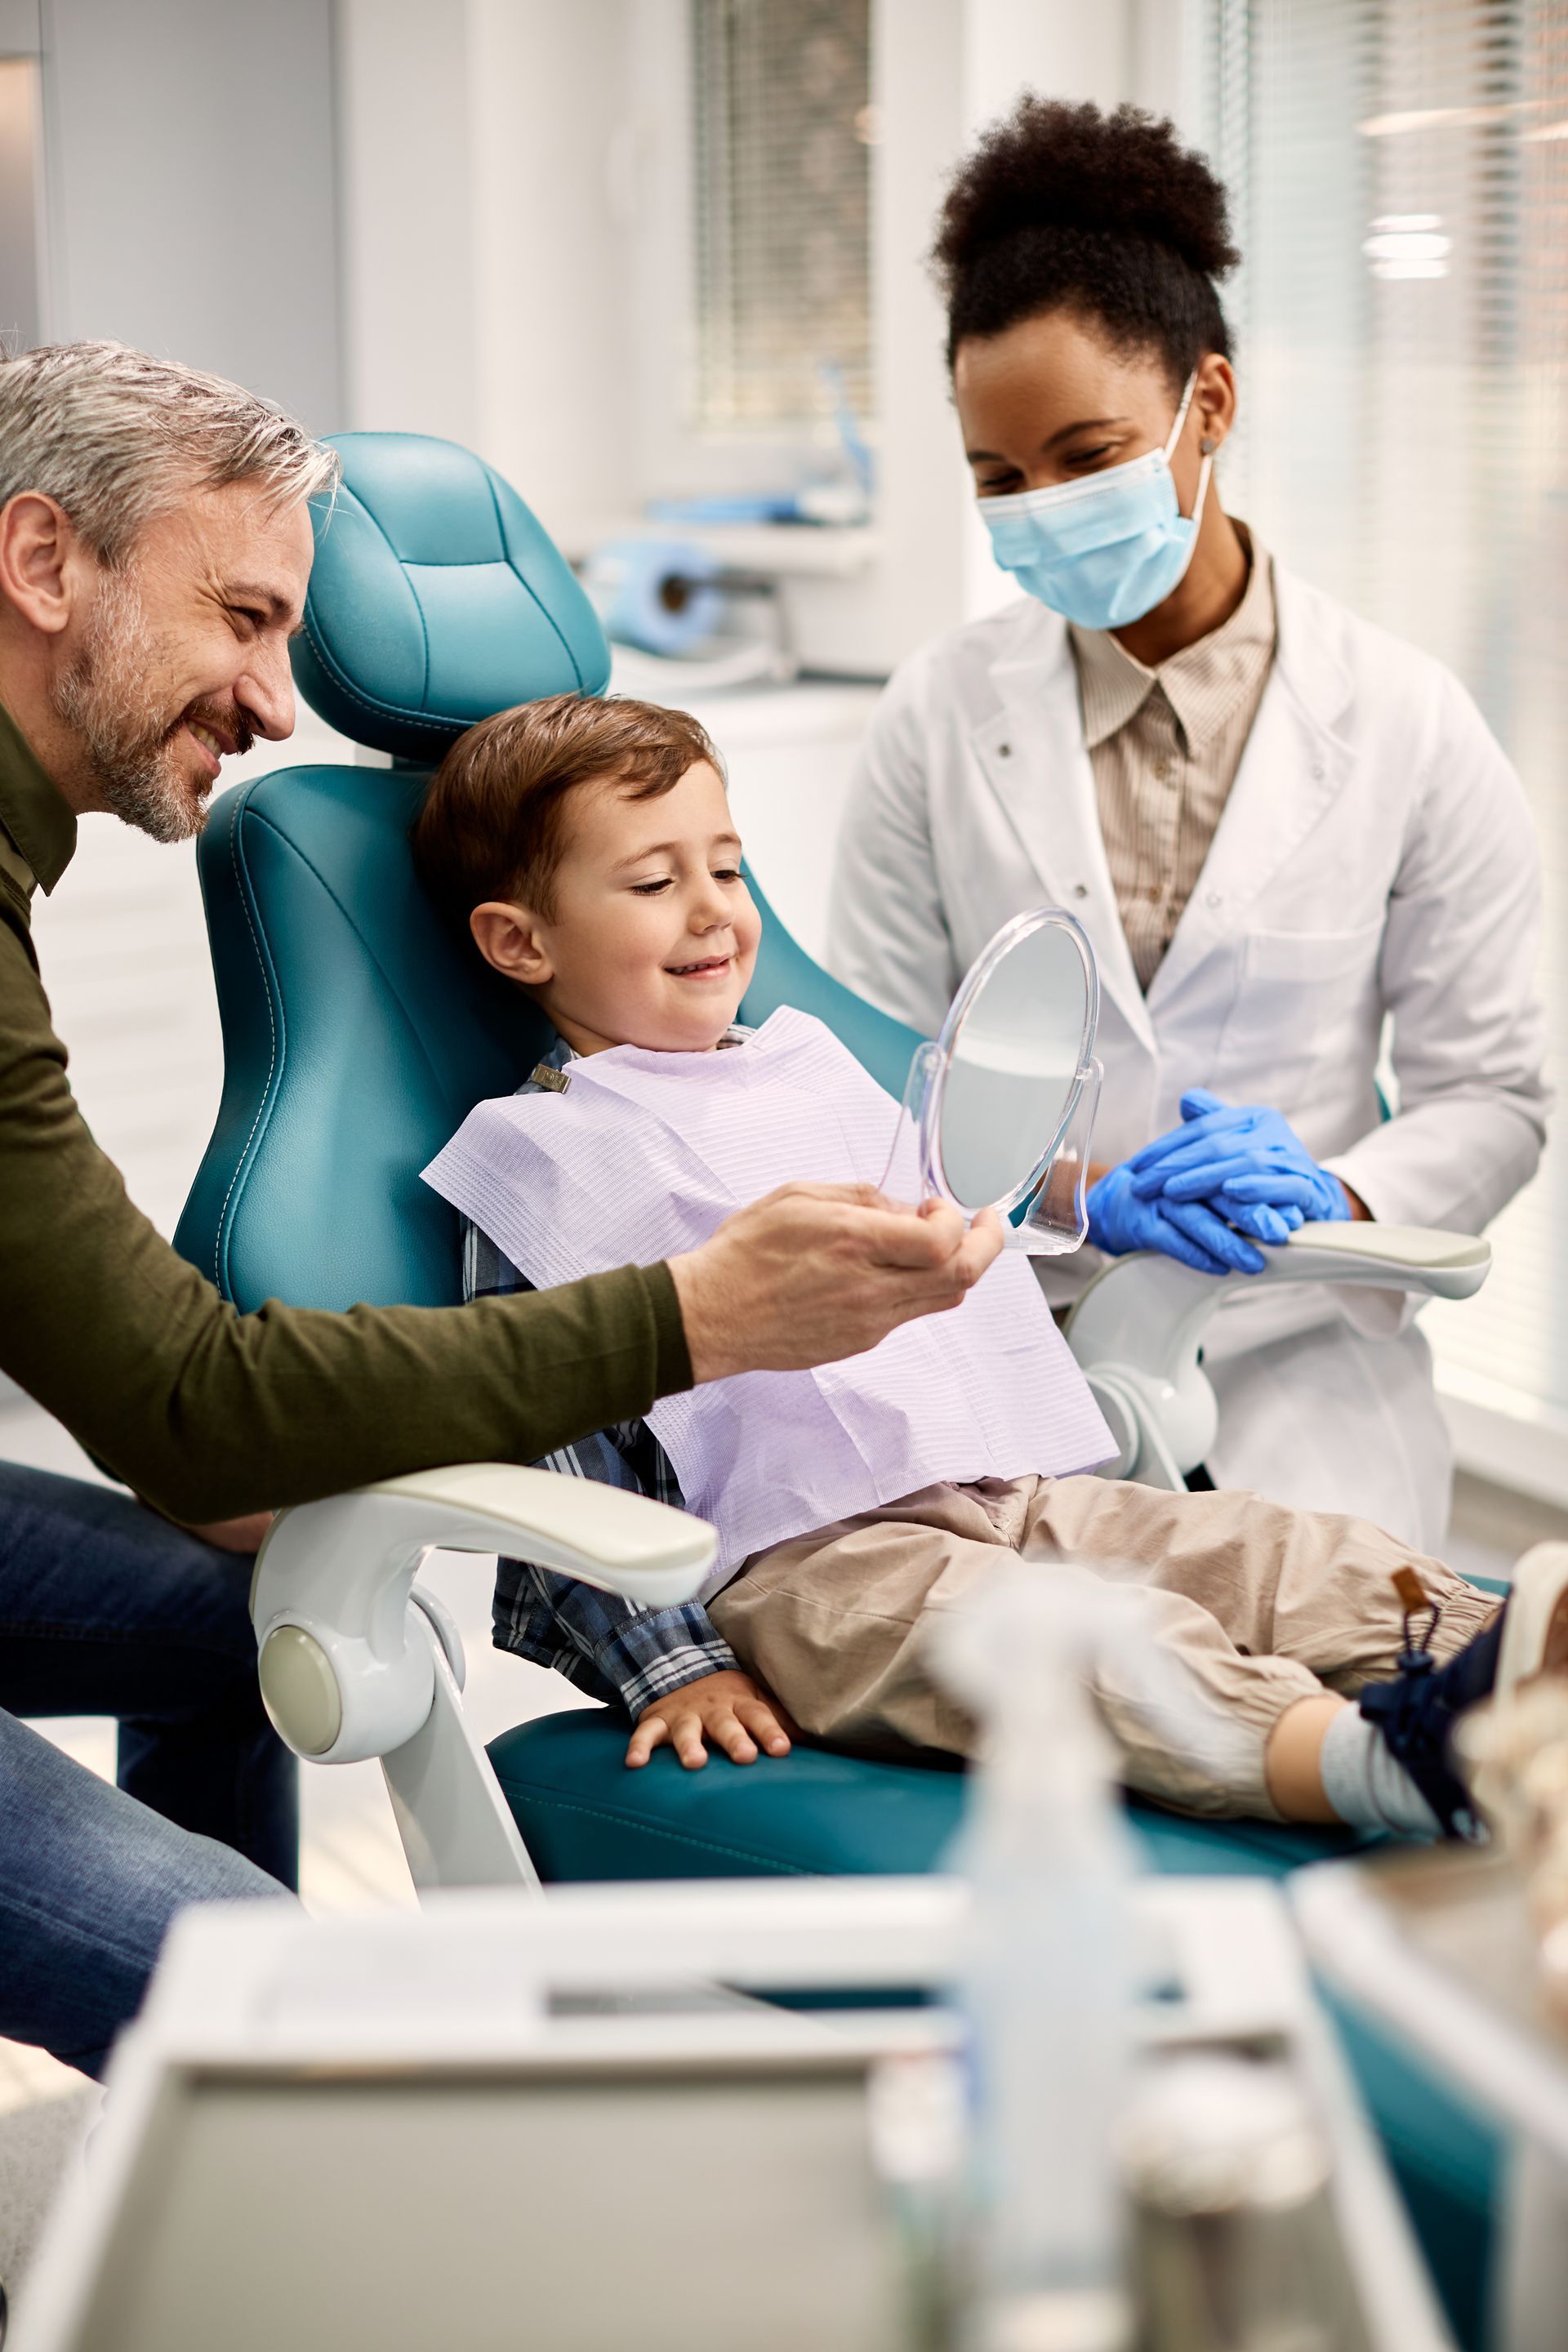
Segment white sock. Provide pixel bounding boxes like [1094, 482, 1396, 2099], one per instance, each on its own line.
[1319, 1703, 1442, 1839]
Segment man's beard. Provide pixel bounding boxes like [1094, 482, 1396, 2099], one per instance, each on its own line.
[50, 568, 254, 844]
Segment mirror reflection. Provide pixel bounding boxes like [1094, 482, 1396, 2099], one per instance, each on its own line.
[936, 920, 1092, 1213]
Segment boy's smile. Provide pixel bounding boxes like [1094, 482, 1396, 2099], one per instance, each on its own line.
[468, 757, 763, 1056]
[666, 951, 737, 982]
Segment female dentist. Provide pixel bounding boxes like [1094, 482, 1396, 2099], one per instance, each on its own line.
[828, 98, 1549, 1548]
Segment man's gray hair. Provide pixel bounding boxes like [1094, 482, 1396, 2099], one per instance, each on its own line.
[0, 341, 340, 566]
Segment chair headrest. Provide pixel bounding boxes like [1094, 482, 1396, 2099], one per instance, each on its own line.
[292, 432, 611, 761]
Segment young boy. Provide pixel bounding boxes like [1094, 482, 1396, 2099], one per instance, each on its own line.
[412, 693, 1568, 1842]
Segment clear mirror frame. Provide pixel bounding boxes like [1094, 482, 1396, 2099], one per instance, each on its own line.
[881, 906, 1104, 1255]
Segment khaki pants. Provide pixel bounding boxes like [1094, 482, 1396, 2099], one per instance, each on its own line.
[707, 1476, 1498, 1820]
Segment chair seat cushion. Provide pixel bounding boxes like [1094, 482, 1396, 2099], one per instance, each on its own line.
[487, 1708, 1370, 1883]
[490, 1709, 969, 1880]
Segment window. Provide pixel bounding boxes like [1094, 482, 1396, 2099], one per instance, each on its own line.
[1201, 0, 1568, 1436]
[693, 0, 873, 434]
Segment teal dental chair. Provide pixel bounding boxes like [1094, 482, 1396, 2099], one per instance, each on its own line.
[176, 433, 1501, 2345]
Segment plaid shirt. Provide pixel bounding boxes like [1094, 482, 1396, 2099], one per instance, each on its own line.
[463, 1032, 740, 1717]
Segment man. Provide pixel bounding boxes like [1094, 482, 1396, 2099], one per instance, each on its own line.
[0, 342, 1001, 2078]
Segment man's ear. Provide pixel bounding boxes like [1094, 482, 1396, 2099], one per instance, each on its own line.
[0, 493, 89, 636]
[470, 901, 554, 987]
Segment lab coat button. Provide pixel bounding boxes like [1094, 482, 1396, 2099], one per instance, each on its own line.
[1312, 764, 1326, 782]
[997, 742, 1012, 758]
[1206, 890, 1223, 908]
[1072, 883, 1089, 899]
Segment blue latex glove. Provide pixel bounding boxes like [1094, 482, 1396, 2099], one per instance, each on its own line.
[1086, 1159, 1271, 1278]
[1222, 1196, 1307, 1244]
[1128, 1089, 1352, 1227]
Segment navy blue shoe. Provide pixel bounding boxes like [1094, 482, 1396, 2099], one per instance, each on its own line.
[1357, 1586, 1505, 1838]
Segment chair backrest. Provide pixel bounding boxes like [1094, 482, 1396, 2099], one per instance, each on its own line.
[175, 433, 607, 1310]
[739, 871, 922, 1102]
[176, 431, 922, 1314]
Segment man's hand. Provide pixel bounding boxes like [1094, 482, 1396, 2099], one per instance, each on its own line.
[187, 1509, 276, 1554]
[668, 1183, 1004, 1383]
[140, 1502, 276, 1554]
[626, 1668, 795, 1771]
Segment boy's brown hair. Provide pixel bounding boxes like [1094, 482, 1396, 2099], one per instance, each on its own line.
[412, 693, 724, 929]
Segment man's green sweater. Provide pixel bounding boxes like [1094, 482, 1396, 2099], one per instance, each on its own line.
[0, 705, 691, 1523]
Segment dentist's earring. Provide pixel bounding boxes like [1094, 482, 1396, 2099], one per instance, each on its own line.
[1199, 434, 1218, 456]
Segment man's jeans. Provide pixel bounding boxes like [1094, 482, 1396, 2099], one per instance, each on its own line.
[0, 1461, 296, 2076]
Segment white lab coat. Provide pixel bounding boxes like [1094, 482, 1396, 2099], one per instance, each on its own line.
[828, 567, 1549, 1550]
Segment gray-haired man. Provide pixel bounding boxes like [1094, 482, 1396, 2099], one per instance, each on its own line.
[0, 343, 1002, 2077]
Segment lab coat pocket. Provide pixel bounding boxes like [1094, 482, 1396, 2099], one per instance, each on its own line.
[1214, 920, 1385, 1101]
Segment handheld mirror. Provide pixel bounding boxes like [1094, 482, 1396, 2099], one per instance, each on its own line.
[882, 906, 1103, 1254]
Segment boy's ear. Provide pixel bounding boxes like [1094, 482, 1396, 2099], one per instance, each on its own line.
[469, 901, 554, 988]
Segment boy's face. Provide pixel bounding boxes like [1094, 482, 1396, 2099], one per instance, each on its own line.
[470, 758, 762, 1055]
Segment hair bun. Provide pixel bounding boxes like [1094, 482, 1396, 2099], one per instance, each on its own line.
[934, 97, 1239, 289]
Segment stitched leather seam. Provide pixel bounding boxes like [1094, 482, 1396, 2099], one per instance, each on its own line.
[212, 793, 450, 1294]
[297, 605, 483, 747]
[300, 485, 440, 740]
[481, 468, 586, 688]
[488, 1783, 811, 1873]
[396, 498, 433, 709]
[396, 553, 561, 568]
[233, 807, 452, 1091]
[299, 463, 591, 741]
[212, 792, 282, 1290]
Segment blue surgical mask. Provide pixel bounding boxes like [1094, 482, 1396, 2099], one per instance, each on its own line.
[978, 373, 1213, 631]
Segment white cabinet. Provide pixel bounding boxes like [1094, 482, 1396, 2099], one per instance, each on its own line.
[665, 678, 880, 964]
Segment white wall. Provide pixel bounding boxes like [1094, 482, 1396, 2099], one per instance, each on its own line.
[336, 0, 479, 445]
[337, 0, 637, 544]
[0, 0, 42, 338]
[38, 0, 343, 427]
[466, 0, 639, 545]
[0, 53, 42, 348]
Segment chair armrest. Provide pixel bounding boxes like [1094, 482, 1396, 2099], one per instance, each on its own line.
[1249, 1221, 1490, 1300]
[1068, 1222, 1490, 1375]
[1065, 1225, 1491, 1484]
[252, 1465, 715, 1766]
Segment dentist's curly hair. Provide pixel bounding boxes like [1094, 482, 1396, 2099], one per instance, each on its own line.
[0, 341, 338, 567]
[933, 98, 1239, 385]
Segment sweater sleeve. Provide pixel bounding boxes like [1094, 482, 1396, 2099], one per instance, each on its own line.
[0, 911, 692, 1524]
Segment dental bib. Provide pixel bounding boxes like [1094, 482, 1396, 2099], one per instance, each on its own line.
[423, 1008, 1112, 1592]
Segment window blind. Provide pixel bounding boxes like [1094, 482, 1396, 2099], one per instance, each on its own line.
[692, 0, 872, 434]
[1200, 0, 1568, 1428]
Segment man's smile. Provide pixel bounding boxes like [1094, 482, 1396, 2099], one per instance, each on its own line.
[180, 710, 248, 781]
[182, 721, 225, 777]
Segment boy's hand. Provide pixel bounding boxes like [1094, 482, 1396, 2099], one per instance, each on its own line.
[626, 1669, 795, 1771]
